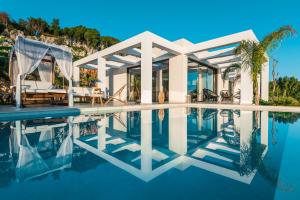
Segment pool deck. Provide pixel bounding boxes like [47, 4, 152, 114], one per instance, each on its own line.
[1, 102, 300, 121]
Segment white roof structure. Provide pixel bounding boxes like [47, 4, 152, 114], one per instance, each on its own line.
[73, 30, 267, 105]
[74, 30, 258, 70]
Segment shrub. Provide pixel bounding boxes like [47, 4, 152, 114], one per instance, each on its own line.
[261, 96, 300, 106]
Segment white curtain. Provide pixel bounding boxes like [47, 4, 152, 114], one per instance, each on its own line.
[13, 36, 73, 81]
[38, 61, 53, 83]
[52, 134, 73, 169]
[16, 134, 49, 181]
[11, 36, 74, 107]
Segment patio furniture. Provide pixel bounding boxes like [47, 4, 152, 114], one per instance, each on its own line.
[104, 84, 127, 105]
[9, 36, 73, 108]
[73, 87, 104, 105]
[220, 90, 233, 102]
[233, 90, 241, 100]
[203, 88, 219, 102]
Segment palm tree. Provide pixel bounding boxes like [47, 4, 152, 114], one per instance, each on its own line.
[235, 26, 296, 105]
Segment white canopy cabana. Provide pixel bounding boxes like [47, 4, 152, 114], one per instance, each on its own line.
[9, 36, 74, 108]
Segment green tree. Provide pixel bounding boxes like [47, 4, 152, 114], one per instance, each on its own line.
[99, 36, 119, 50]
[0, 36, 11, 80]
[27, 17, 49, 37]
[84, 29, 100, 48]
[235, 26, 295, 105]
[50, 18, 60, 36]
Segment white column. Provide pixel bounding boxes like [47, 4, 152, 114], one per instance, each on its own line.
[98, 57, 106, 97]
[141, 39, 153, 104]
[15, 74, 21, 109]
[217, 69, 222, 102]
[141, 110, 152, 173]
[68, 79, 74, 107]
[169, 108, 187, 155]
[73, 66, 80, 87]
[198, 70, 203, 101]
[240, 64, 253, 104]
[260, 60, 269, 101]
[112, 68, 127, 101]
[169, 55, 188, 103]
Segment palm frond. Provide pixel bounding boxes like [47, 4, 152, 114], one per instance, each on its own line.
[261, 25, 296, 52]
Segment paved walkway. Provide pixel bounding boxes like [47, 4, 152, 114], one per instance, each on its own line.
[1, 103, 300, 121]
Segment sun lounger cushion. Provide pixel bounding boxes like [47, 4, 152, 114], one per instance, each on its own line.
[72, 87, 95, 96]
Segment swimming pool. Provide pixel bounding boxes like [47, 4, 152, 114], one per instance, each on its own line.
[0, 107, 299, 200]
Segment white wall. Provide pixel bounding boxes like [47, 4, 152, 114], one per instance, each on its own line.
[240, 65, 253, 104]
[106, 68, 127, 101]
[260, 60, 269, 101]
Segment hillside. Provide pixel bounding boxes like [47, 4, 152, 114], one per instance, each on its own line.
[0, 13, 119, 79]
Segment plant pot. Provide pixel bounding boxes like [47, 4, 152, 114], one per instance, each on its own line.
[158, 91, 165, 104]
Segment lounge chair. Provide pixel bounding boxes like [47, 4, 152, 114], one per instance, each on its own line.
[203, 88, 219, 102]
[233, 90, 240, 100]
[220, 90, 233, 102]
[104, 84, 127, 105]
[73, 87, 104, 105]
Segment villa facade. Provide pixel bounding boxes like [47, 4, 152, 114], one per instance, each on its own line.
[73, 30, 269, 105]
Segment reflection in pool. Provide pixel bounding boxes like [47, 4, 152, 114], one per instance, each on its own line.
[0, 108, 299, 199]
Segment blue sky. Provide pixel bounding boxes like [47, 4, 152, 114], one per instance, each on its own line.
[1, 0, 300, 78]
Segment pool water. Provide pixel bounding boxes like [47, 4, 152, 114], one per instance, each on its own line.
[0, 108, 300, 200]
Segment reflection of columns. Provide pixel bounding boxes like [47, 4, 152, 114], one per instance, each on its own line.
[15, 74, 21, 109]
[15, 120, 22, 146]
[217, 110, 223, 133]
[260, 111, 268, 146]
[197, 108, 202, 131]
[198, 70, 203, 101]
[68, 117, 74, 137]
[141, 110, 152, 173]
[98, 118, 107, 151]
[169, 108, 187, 155]
[72, 123, 80, 139]
[98, 57, 106, 97]
[141, 39, 153, 104]
[240, 111, 253, 145]
[169, 55, 188, 103]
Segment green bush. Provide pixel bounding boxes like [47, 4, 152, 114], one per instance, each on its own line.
[260, 96, 300, 106]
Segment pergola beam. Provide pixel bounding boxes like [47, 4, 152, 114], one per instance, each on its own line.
[107, 55, 139, 65]
[194, 47, 236, 60]
[207, 55, 240, 65]
[185, 30, 258, 54]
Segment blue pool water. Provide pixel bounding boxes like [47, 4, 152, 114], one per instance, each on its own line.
[0, 107, 300, 200]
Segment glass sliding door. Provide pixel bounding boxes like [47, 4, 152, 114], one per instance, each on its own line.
[127, 67, 141, 102]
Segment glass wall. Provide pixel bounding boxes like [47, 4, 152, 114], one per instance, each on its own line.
[187, 59, 217, 101]
[127, 60, 169, 103]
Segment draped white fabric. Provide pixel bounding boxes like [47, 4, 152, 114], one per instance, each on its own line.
[10, 36, 74, 107]
[12, 36, 73, 81]
[38, 61, 53, 82]
[52, 134, 73, 169]
[16, 135, 49, 181]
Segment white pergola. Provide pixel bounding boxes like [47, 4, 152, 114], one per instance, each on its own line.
[74, 30, 269, 105]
